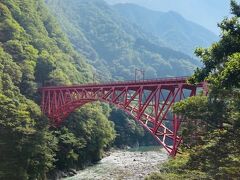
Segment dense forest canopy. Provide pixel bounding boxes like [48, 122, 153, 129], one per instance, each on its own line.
[0, 0, 115, 179]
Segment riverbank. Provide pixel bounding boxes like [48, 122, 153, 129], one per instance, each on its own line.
[64, 147, 168, 180]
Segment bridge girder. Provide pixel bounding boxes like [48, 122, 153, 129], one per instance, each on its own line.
[40, 77, 206, 156]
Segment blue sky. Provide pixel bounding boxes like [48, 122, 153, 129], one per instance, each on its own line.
[105, 0, 239, 34]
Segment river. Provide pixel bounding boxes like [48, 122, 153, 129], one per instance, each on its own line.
[64, 146, 168, 180]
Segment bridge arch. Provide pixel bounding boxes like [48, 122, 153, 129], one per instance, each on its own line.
[40, 77, 206, 156]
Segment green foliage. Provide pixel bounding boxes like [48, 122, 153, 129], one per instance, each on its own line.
[109, 108, 156, 147]
[174, 95, 229, 129]
[0, 46, 22, 91]
[35, 50, 56, 85]
[54, 127, 86, 170]
[0, 0, 117, 179]
[218, 53, 240, 88]
[58, 104, 116, 168]
[148, 1, 240, 179]
[189, 1, 240, 87]
[186, 130, 240, 179]
[145, 153, 209, 180]
[0, 0, 92, 89]
[145, 170, 209, 180]
[174, 96, 209, 120]
[0, 93, 58, 180]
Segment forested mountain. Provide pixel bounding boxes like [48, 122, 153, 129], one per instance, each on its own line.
[46, 0, 200, 80]
[0, 0, 116, 179]
[113, 3, 218, 56]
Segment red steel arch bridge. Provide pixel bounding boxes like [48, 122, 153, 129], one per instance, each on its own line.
[39, 76, 207, 156]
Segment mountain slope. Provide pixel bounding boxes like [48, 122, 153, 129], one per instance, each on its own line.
[105, 0, 230, 35]
[0, 0, 117, 178]
[46, 0, 200, 80]
[113, 3, 218, 56]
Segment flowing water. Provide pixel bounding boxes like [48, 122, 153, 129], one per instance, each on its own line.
[64, 146, 168, 180]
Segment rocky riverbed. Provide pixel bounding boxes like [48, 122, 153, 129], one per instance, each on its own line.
[64, 147, 168, 180]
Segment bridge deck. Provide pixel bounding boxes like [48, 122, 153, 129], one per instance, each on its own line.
[40, 76, 203, 90]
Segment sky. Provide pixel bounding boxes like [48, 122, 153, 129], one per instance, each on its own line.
[105, 0, 239, 35]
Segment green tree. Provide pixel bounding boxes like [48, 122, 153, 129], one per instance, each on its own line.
[0, 0, 95, 178]
[52, 103, 116, 171]
[147, 1, 240, 179]
[170, 0, 240, 178]
[0, 93, 57, 180]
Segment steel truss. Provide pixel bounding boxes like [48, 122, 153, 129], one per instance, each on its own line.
[40, 77, 205, 156]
